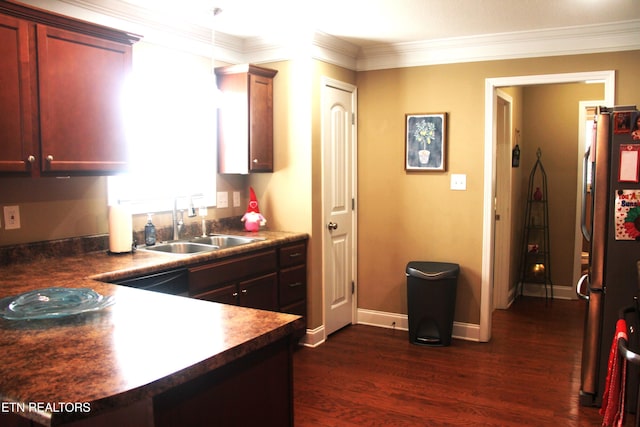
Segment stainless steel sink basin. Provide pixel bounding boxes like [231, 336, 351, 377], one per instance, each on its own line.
[140, 241, 218, 255]
[189, 234, 264, 249]
[139, 234, 263, 255]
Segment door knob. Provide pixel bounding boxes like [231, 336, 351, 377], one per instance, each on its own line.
[327, 222, 338, 230]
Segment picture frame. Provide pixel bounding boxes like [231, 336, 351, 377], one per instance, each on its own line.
[405, 113, 447, 171]
[614, 111, 631, 134]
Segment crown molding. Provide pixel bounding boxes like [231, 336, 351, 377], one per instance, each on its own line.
[237, 31, 359, 69]
[20, 1, 640, 71]
[355, 20, 640, 71]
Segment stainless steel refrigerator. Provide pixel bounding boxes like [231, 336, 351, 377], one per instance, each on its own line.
[577, 105, 640, 407]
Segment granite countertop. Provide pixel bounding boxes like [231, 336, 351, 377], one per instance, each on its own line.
[0, 230, 308, 426]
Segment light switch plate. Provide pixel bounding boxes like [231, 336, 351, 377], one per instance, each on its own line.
[450, 174, 467, 191]
[4, 205, 20, 229]
[217, 192, 229, 208]
[233, 191, 240, 207]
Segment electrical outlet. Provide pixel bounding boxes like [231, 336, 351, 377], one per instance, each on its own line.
[4, 205, 21, 230]
[217, 192, 229, 208]
[450, 174, 467, 191]
[233, 191, 240, 207]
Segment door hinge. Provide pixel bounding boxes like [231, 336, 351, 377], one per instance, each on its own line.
[352, 113, 355, 125]
[351, 281, 355, 294]
[352, 198, 355, 210]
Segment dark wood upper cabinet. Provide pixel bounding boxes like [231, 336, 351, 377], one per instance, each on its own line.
[0, 1, 140, 176]
[0, 14, 33, 173]
[215, 64, 278, 174]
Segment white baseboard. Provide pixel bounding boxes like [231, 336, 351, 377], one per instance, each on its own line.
[299, 289, 575, 346]
[298, 325, 325, 348]
[357, 308, 481, 342]
[519, 283, 577, 300]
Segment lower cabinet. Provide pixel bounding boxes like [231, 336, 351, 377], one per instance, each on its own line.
[194, 272, 278, 311]
[278, 242, 307, 320]
[154, 337, 294, 427]
[189, 249, 278, 310]
[188, 239, 307, 323]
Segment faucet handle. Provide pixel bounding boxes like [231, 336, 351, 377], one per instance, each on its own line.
[187, 197, 197, 217]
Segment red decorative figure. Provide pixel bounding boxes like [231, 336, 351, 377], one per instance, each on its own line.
[533, 187, 543, 201]
[241, 187, 266, 232]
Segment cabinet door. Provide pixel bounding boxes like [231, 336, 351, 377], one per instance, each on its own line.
[194, 283, 238, 306]
[36, 25, 131, 174]
[239, 273, 278, 311]
[0, 15, 34, 172]
[189, 250, 277, 295]
[248, 73, 273, 172]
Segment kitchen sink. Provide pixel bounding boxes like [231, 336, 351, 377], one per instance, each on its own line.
[140, 241, 218, 255]
[139, 234, 263, 255]
[189, 234, 264, 249]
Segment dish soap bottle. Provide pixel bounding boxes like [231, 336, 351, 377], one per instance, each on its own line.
[144, 214, 156, 246]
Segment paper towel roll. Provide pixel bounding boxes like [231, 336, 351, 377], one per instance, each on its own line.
[109, 204, 133, 253]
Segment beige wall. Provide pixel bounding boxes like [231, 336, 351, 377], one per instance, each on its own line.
[356, 50, 640, 324]
[1, 47, 639, 330]
[0, 176, 109, 244]
[519, 82, 604, 287]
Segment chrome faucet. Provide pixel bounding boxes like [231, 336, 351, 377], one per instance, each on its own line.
[173, 198, 184, 240]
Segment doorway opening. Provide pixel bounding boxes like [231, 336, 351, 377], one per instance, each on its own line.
[480, 71, 615, 342]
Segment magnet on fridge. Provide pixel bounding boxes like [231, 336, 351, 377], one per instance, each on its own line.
[619, 144, 640, 183]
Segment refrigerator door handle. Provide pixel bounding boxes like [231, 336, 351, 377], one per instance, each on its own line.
[576, 273, 591, 300]
[581, 147, 591, 242]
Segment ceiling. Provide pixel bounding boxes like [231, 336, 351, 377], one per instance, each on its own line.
[16, 0, 640, 70]
[89, 0, 640, 44]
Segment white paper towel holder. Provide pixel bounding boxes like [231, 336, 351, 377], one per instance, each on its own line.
[108, 202, 134, 254]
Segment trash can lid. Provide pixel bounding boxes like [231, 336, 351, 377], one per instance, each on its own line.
[406, 261, 460, 280]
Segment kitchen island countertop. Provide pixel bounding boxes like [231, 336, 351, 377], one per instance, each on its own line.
[0, 230, 307, 426]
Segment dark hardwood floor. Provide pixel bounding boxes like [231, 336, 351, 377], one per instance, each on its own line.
[293, 297, 612, 426]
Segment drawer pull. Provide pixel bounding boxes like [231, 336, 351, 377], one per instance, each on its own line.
[241, 289, 248, 294]
[288, 282, 303, 288]
[288, 252, 302, 258]
[232, 292, 238, 297]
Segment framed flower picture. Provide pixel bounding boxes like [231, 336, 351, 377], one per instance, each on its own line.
[405, 113, 447, 171]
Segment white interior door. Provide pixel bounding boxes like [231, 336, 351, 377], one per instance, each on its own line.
[322, 78, 356, 337]
[493, 91, 513, 309]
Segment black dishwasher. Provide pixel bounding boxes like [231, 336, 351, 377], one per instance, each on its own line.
[113, 268, 189, 296]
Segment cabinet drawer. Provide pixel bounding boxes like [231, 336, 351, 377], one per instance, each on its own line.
[279, 243, 306, 268]
[279, 265, 306, 307]
[189, 249, 277, 294]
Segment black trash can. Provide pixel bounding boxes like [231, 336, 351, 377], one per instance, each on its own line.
[406, 261, 459, 346]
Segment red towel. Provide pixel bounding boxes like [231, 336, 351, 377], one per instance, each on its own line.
[600, 318, 628, 427]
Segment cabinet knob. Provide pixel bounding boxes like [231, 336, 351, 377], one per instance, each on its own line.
[252, 158, 258, 163]
[241, 289, 248, 294]
[232, 292, 238, 297]
[27, 155, 36, 163]
[46, 155, 54, 162]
